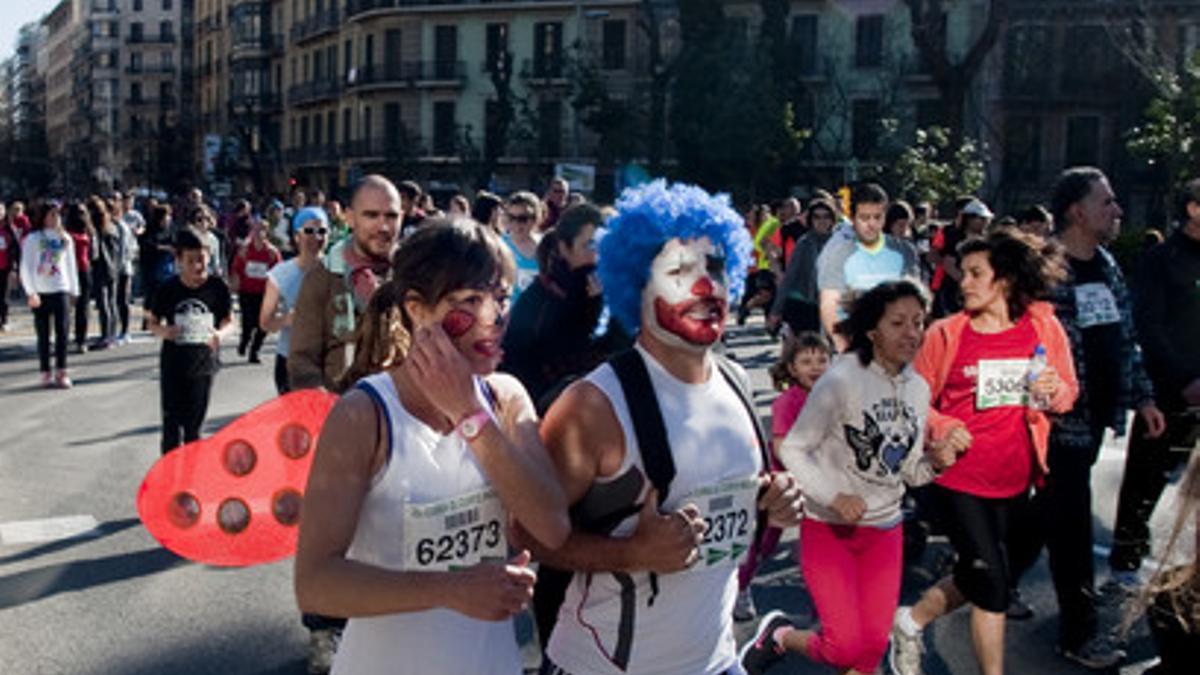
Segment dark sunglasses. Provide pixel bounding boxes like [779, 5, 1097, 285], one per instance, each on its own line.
[301, 226, 328, 237]
[506, 212, 536, 224]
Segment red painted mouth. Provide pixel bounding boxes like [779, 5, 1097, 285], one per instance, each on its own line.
[473, 339, 503, 360]
[653, 296, 728, 346]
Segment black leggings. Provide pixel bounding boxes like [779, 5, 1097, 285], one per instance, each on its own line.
[74, 270, 92, 347]
[33, 291, 69, 372]
[0, 268, 10, 325]
[238, 291, 266, 358]
[274, 355, 290, 395]
[932, 485, 1018, 613]
[160, 370, 213, 454]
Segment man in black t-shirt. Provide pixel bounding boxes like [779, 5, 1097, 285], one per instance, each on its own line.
[147, 227, 233, 454]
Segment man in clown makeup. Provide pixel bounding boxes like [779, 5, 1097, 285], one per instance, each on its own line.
[527, 181, 804, 675]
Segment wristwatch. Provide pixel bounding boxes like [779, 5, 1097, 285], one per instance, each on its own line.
[457, 409, 492, 442]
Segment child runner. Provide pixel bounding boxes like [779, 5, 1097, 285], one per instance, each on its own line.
[19, 200, 77, 388]
[741, 280, 956, 675]
[147, 227, 234, 454]
[735, 331, 832, 621]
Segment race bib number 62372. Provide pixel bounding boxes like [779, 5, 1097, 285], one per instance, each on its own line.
[681, 476, 759, 572]
[403, 488, 507, 572]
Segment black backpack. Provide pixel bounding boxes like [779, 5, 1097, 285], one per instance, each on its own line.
[532, 348, 773, 663]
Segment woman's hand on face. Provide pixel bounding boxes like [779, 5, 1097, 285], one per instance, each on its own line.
[404, 323, 479, 422]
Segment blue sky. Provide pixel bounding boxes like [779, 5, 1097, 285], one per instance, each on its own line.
[0, 2, 59, 64]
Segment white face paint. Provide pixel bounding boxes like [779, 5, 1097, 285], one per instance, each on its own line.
[640, 237, 729, 351]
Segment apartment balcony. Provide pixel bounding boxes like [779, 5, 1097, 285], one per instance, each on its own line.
[127, 34, 178, 45]
[287, 79, 343, 106]
[90, 1, 118, 15]
[291, 9, 340, 45]
[284, 144, 341, 166]
[230, 92, 283, 112]
[231, 33, 285, 55]
[520, 58, 568, 86]
[346, 0, 563, 19]
[126, 64, 178, 76]
[349, 60, 466, 89]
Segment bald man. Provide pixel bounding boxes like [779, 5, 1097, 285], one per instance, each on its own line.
[288, 175, 402, 391]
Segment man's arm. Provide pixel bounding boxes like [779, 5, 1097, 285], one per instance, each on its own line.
[522, 380, 703, 574]
[819, 289, 846, 351]
[288, 269, 330, 390]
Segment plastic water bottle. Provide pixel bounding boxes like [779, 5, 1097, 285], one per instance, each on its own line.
[1027, 344, 1049, 410]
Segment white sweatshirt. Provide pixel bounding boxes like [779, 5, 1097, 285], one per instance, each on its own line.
[19, 229, 79, 297]
[778, 355, 935, 528]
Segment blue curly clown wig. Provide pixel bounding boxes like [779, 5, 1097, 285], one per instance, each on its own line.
[598, 180, 753, 335]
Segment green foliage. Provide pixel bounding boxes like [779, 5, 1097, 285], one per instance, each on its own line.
[1126, 51, 1200, 190]
[886, 125, 984, 206]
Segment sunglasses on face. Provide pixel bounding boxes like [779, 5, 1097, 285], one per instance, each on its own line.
[507, 212, 536, 224]
[301, 226, 328, 237]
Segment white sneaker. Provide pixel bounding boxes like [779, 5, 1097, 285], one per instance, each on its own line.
[889, 608, 925, 675]
[733, 587, 757, 622]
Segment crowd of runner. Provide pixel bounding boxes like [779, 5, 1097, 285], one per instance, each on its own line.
[1, 169, 1197, 675]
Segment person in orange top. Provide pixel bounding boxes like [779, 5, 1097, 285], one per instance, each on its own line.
[889, 227, 1078, 675]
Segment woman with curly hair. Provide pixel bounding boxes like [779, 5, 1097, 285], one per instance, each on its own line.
[890, 228, 1078, 675]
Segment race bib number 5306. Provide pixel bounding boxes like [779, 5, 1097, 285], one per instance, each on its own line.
[403, 488, 507, 572]
[681, 476, 759, 571]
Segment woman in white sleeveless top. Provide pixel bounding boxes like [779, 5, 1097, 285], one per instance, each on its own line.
[295, 220, 570, 675]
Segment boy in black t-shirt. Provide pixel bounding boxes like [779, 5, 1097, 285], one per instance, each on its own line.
[147, 227, 233, 454]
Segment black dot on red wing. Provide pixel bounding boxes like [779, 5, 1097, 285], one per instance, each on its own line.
[278, 424, 312, 460]
[168, 492, 201, 529]
[272, 488, 303, 527]
[217, 498, 251, 535]
[223, 440, 257, 477]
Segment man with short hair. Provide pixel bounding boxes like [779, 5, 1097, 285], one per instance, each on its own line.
[397, 180, 426, 237]
[1106, 177, 1200, 591]
[769, 197, 837, 336]
[541, 176, 570, 231]
[288, 174, 401, 392]
[530, 181, 802, 675]
[817, 183, 920, 350]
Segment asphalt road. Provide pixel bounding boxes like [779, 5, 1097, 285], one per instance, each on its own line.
[0, 302, 1186, 675]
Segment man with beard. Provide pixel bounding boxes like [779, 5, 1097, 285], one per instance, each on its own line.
[500, 202, 620, 413]
[527, 181, 803, 674]
[290, 174, 401, 392]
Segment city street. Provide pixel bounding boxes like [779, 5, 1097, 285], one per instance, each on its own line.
[0, 306, 1183, 675]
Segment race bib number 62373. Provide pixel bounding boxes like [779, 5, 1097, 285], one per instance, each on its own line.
[403, 488, 507, 572]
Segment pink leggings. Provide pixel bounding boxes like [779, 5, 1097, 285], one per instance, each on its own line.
[800, 518, 903, 673]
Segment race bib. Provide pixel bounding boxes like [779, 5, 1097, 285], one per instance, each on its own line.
[175, 309, 213, 345]
[1074, 283, 1120, 328]
[976, 358, 1031, 410]
[403, 487, 507, 572]
[680, 475, 760, 572]
[245, 261, 269, 279]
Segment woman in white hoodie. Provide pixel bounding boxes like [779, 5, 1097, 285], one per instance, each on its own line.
[741, 279, 955, 675]
[19, 200, 78, 388]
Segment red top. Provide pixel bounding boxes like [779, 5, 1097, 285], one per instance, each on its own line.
[933, 314, 1040, 498]
[69, 231, 91, 274]
[12, 214, 31, 240]
[231, 241, 281, 294]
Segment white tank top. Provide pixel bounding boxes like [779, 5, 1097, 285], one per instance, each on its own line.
[331, 371, 522, 675]
[546, 345, 763, 675]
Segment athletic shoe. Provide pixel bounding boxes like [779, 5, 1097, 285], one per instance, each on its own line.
[307, 627, 341, 674]
[1098, 571, 1141, 604]
[1006, 589, 1035, 621]
[41, 371, 53, 388]
[1058, 633, 1126, 670]
[248, 354, 262, 364]
[739, 610, 791, 675]
[54, 370, 72, 389]
[117, 333, 130, 344]
[734, 587, 758, 622]
[889, 609, 925, 675]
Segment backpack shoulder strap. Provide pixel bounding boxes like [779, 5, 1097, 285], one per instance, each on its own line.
[714, 355, 771, 473]
[608, 348, 676, 503]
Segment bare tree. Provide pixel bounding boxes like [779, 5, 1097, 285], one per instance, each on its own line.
[904, 0, 1010, 144]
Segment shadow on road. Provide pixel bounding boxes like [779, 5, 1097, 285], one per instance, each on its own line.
[0, 546, 189, 611]
[67, 424, 161, 447]
[0, 517, 142, 566]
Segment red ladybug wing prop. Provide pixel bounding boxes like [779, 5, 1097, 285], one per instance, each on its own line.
[137, 389, 339, 567]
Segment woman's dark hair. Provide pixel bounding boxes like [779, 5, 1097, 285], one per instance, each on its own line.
[957, 228, 1067, 320]
[63, 202, 95, 238]
[32, 200, 61, 230]
[339, 218, 516, 388]
[836, 279, 929, 367]
[769, 331, 832, 391]
[1018, 204, 1052, 225]
[147, 204, 172, 234]
[886, 200, 914, 230]
[1051, 166, 1106, 230]
[86, 195, 115, 236]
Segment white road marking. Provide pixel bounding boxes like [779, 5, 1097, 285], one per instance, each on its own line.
[0, 515, 100, 546]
